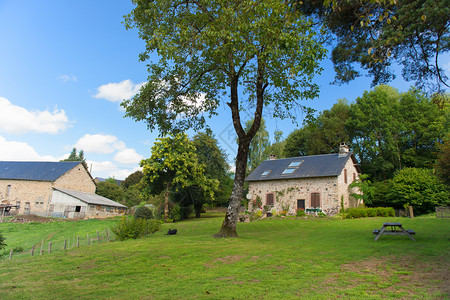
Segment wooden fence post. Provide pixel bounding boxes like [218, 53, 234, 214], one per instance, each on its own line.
[105, 229, 110, 242]
[63, 239, 67, 250]
[87, 233, 89, 245]
[48, 241, 52, 254]
[9, 249, 13, 259]
[40, 238, 44, 255]
[97, 230, 100, 243]
[31, 245, 34, 256]
[77, 235, 79, 247]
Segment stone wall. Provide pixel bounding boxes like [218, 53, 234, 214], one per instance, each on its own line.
[336, 157, 361, 209]
[248, 176, 341, 216]
[53, 164, 96, 193]
[0, 180, 52, 216]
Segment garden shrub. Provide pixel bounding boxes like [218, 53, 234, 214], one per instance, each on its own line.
[134, 205, 154, 220]
[0, 231, 6, 252]
[111, 216, 161, 241]
[345, 207, 394, 219]
[296, 208, 306, 217]
[388, 168, 449, 214]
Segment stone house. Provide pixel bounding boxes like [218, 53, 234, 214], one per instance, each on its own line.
[245, 144, 361, 216]
[0, 161, 127, 218]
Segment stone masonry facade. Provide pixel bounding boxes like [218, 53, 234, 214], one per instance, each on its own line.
[248, 158, 360, 216]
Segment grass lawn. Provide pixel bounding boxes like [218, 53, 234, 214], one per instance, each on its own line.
[0, 214, 448, 299]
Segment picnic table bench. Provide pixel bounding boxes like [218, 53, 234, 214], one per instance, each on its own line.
[373, 222, 416, 241]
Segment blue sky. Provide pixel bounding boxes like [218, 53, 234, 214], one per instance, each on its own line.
[1, 1, 448, 179]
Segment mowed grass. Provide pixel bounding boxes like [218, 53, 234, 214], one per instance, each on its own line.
[0, 215, 448, 299]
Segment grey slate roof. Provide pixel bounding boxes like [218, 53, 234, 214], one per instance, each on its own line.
[0, 161, 82, 181]
[245, 153, 358, 182]
[53, 188, 127, 208]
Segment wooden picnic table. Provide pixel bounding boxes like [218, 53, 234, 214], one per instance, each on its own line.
[373, 222, 416, 241]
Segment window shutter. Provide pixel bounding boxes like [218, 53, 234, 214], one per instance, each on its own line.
[266, 193, 274, 206]
[311, 193, 320, 208]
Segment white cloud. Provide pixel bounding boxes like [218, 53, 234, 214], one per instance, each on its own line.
[0, 136, 57, 161]
[75, 134, 126, 154]
[87, 159, 141, 180]
[109, 167, 142, 180]
[114, 148, 143, 165]
[93, 79, 145, 102]
[0, 97, 70, 135]
[59, 74, 77, 82]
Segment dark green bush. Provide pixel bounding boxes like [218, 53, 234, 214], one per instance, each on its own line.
[345, 207, 394, 219]
[0, 231, 6, 252]
[134, 205, 153, 220]
[111, 216, 161, 241]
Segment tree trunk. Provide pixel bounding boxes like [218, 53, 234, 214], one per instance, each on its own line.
[214, 142, 249, 237]
[164, 182, 170, 222]
[215, 59, 266, 238]
[194, 202, 203, 218]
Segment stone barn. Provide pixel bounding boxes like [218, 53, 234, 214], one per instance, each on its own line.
[246, 144, 361, 216]
[0, 161, 126, 218]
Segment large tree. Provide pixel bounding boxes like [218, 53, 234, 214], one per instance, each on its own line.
[192, 131, 233, 209]
[243, 117, 270, 173]
[296, 0, 450, 91]
[123, 0, 325, 236]
[140, 133, 218, 221]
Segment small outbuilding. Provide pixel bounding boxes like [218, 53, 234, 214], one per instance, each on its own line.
[0, 161, 126, 218]
[245, 144, 361, 216]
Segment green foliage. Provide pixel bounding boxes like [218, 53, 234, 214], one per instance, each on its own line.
[121, 171, 144, 190]
[111, 216, 161, 241]
[0, 231, 6, 252]
[134, 205, 154, 220]
[283, 99, 351, 157]
[387, 168, 449, 215]
[96, 181, 125, 205]
[436, 135, 450, 185]
[302, 0, 450, 91]
[349, 174, 375, 206]
[347, 85, 445, 180]
[192, 131, 232, 208]
[345, 207, 395, 219]
[141, 133, 219, 221]
[296, 209, 306, 217]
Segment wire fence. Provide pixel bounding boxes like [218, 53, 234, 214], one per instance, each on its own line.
[6, 228, 114, 260]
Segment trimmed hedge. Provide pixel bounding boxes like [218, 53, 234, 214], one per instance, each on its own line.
[344, 207, 395, 219]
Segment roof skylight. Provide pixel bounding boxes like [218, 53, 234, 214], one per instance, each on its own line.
[282, 168, 296, 175]
[282, 160, 304, 175]
[288, 161, 303, 168]
[261, 170, 271, 176]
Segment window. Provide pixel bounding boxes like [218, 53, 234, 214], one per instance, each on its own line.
[282, 160, 304, 175]
[6, 185, 11, 197]
[261, 170, 271, 177]
[266, 193, 274, 206]
[297, 199, 305, 210]
[288, 161, 303, 168]
[282, 168, 296, 175]
[311, 193, 320, 208]
[75, 206, 81, 212]
[24, 202, 31, 215]
[344, 169, 348, 184]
